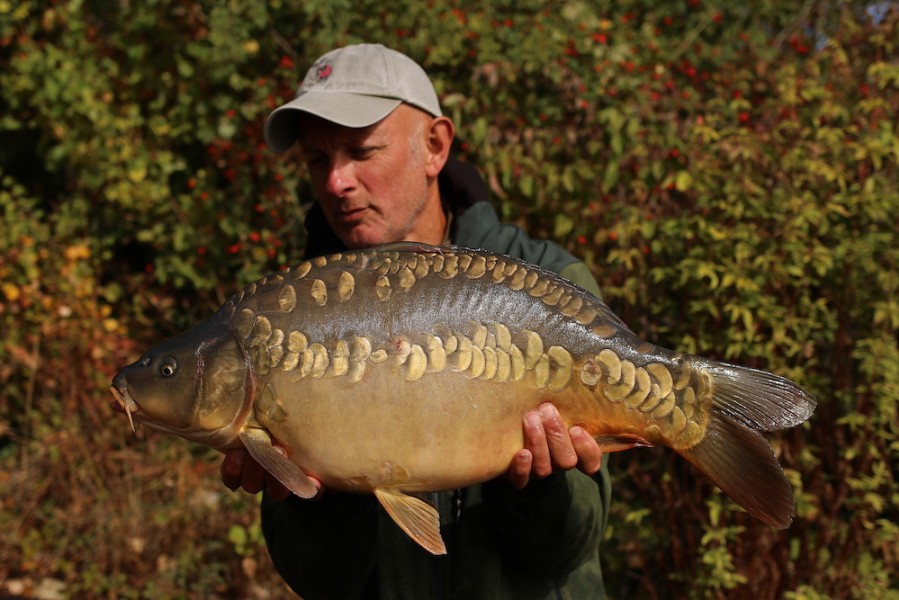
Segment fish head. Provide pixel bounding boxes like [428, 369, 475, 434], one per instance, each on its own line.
[111, 321, 251, 449]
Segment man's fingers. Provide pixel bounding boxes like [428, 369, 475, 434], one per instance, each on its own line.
[523, 410, 552, 477]
[241, 454, 267, 494]
[266, 477, 293, 501]
[570, 425, 604, 475]
[221, 446, 320, 500]
[265, 446, 292, 500]
[221, 448, 249, 491]
[538, 403, 578, 471]
[504, 449, 533, 490]
[220, 448, 268, 495]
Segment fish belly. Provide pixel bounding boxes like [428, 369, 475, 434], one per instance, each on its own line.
[258, 368, 559, 493]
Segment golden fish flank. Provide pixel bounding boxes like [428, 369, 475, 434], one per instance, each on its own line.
[234, 250, 715, 449]
[111, 244, 816, 556]
[352, 248, 711, 432]
[247, 319, 696, 448]
[257, 383, 288, 423]
[240, 285, 552, 388]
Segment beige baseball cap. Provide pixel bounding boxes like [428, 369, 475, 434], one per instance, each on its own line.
[264, 44, 442, 153]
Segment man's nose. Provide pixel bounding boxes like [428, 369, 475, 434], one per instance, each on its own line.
[325, 158, 356, 198]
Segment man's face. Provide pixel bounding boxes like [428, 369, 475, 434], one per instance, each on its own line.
[296, 105, 440, 249]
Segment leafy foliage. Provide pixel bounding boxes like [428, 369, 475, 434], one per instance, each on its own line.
[1, 1, 897, 598]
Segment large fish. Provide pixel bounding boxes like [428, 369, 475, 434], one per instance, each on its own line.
[110, 244, 815, 554]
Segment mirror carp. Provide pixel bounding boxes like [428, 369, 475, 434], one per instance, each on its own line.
[111, 244, 816, 555]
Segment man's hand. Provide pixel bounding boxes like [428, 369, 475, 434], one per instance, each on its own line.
[505, 402, 604, 490]
[220, 447, 322, 501]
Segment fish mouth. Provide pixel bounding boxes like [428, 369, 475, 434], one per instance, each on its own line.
[110, 384, 140, 433]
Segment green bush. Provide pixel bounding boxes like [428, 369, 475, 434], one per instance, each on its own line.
[1, 1, 896, 598]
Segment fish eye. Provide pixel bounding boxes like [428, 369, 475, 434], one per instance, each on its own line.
[160, 358, 178, 378]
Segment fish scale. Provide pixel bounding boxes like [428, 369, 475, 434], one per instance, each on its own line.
[111, 243, 816, 556]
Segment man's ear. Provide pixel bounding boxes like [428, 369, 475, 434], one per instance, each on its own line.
[424, 116, 455, 178]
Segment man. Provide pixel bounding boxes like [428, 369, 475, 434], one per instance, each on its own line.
[221, 44, 611, 599]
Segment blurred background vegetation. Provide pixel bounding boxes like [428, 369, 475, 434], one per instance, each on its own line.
[1, 0, 897, 598]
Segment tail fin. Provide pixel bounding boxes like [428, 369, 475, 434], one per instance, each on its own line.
[680, 363, 816, 529]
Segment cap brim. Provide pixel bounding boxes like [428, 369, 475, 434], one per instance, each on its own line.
[263, 92, 403, 153]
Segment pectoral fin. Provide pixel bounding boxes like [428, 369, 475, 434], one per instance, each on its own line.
[239, 428, 318, 499]
[374, 488, 446, 555]
[593, 433, 653, 453]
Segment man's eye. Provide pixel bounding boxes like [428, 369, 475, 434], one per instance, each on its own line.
[305, 155, 328, 168]
[350, 146, 378, 160]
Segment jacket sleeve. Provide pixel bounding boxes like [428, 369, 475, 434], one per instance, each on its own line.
[481, 464, 610, 577]
[559, 260, 602, 300]
[260, 492, 379, 599]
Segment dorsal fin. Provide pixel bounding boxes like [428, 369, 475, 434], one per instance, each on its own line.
[371, 242, 447, 254]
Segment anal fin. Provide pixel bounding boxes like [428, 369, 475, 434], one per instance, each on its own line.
[239, 428, 319, 499]
[374, 487, 447, 555]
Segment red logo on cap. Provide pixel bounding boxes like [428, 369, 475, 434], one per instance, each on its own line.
[318, 64, 332, 79]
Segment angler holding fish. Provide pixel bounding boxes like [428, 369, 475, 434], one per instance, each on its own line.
[111, 45, 814, 600]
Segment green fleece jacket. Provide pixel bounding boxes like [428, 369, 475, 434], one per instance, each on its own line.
[261, 159, 611, 599]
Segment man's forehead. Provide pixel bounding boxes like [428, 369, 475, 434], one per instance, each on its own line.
[295, 114, 380, 146]
[296, 106, 422, 147]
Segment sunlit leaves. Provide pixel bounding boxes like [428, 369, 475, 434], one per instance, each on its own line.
[0, 1, 897, 598]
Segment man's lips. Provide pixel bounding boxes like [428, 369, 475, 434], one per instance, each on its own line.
[335, 206, 368, 223]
